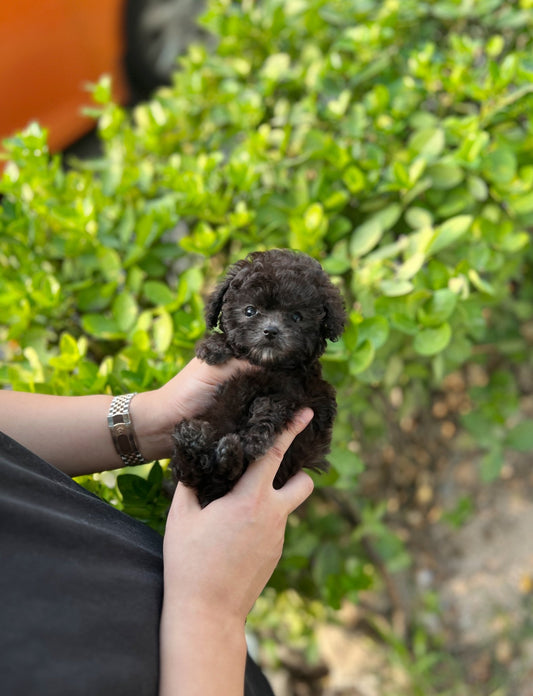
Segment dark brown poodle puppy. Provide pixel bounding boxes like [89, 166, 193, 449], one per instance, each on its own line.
[170, 249, 346, 507]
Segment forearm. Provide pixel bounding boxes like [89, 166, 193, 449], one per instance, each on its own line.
[0, 390, 172, 476]
[159, 599, 247, 696]
[0, 358, 254, 476]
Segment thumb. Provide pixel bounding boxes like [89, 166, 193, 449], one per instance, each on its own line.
[277, 470, 315, 514]
[243, 408, 315, 489]
[167, 481, 200, 521]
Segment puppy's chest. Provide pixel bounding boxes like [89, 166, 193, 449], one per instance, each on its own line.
[209, 369, 310, 421]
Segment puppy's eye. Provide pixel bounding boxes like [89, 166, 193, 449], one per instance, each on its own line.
[291, 311, 303, 323]
[245, 306, 257, 317]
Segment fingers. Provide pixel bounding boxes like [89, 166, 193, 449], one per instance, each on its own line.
[278, 470, 315, 514]
[189, 356, 255, 385]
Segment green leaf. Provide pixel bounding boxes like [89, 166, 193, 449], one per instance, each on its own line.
[508, 191, 533, 215]
[349, 339, 375, 374]
[117, 473, 151, 501]
[59, 332, 80, 358]
[505, 421, 533, 452]
[442, 496, 474, 529]
[428, 162, 464, 190]
[112, 292, 139, 332]
[349, 217, 383, 258]
[467, 175, 489, 201]
[261, 52, 291, 82]
[81, 314, 123, 340]
[373, 203, 402, 231]
[330, 447, 364, 490]
[153, 310, 173, 353]
[147, 461, 164, 487]
[480, 447, 504, 483]
[380, 279, 414, 297]
[312, 542, 342, 586]
[468, 269, 495, 296]
[343, 165, 366, 193]
[322, 241, 352, 274]
[427, 215, 473, 255]
[417, 289, 458, 327]
[143, 281, 175, 307]
[482, 148, 517, 184]
[409, 127, 445, 160]
[349, 204, 401, 258]
[77, 283, 117, 312]
[48, 333, 81, 371]
[397, 252, 425, 280]
[497, 231, 529, 253]
[357, 316, 389, 349]
[391, 313, 418, 335]
[304, 202, 325, 232]
[180, 222, 231, 256]
[98, 248, 123, 282]
[413, 323, 452, 356]
[405, 207, 432, 229]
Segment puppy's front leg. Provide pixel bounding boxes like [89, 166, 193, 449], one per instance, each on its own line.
[171, 420, 245, 506]
[196, 333, 234, 365]
[242, 396, 293, 461]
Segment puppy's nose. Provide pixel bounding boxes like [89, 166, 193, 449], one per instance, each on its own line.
[263, 325, 279, 339]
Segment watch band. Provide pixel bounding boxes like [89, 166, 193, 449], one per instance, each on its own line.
[107, 393, 146, 467]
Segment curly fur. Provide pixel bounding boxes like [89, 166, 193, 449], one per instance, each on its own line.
[170, 249, 346, 507]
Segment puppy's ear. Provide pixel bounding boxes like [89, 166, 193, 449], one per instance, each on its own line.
[204, 258, 250, 328]
[321, 284, 347, 342]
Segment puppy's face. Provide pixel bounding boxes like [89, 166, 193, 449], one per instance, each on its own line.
[220, 276, 329, 367]
[222, 298, 325, 367]
[205, 250, 346, 367]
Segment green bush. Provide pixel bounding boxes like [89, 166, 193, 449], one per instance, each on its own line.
[2, 0, 533, 625]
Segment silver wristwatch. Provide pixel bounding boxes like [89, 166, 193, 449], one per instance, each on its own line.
[107, 393, 146, 466]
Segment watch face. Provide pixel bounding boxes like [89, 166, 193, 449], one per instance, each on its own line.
[108, 395, 142, 463]
[112, 424, 132, 454]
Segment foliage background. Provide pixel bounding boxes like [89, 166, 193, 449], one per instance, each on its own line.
[2, 0, 533, 692]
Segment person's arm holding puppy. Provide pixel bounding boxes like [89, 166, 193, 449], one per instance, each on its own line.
[0, 358, 315, 693]
[0, 358, 249, 475]
[159, 409, 314, 696]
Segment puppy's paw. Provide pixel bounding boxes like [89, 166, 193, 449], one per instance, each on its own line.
[171, 420, 217, 484]
[196, 335, 234, 365]
[216, 433, 245, 481]
[242, 428, 274, 462]
[243, 396, 290, 461]
[173, 419, 215, 454]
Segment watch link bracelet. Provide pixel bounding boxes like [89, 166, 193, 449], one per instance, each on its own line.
[107, 393, 146, 467]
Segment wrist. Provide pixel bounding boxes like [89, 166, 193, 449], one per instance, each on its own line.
[159, 597, 247, 696]
[161, 595, 248, 661]
[163, 589, 249, 629]
[128, 390, 174, 463]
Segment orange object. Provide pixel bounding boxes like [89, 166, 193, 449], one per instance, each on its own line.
[0, 0, 130, 153]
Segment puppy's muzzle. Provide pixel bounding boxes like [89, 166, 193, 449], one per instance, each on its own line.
[263, 324, 280, 340]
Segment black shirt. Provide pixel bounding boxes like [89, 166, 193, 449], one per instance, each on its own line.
[0, 432, 274, 696]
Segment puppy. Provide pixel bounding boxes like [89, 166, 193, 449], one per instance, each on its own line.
[170, 249, 346, 507]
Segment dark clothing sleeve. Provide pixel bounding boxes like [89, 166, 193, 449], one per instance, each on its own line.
[0, 431, 274, 696]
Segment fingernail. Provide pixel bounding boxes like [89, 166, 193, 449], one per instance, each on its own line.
[296, 408, 314, 425]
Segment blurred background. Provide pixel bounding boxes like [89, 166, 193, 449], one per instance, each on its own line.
[2, 2, 533, 696]
[0, 0, 206, 153]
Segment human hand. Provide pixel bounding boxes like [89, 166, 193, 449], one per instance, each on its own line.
[130, 357, 253, 462]
[162, 408, 315, 624]
[158, 409, 314, 695]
